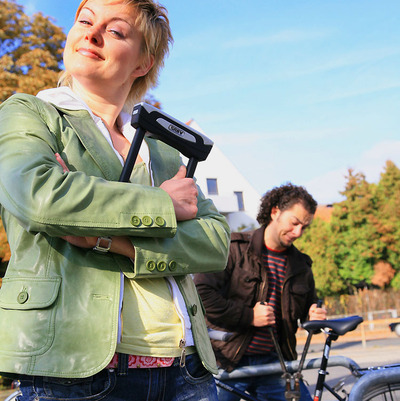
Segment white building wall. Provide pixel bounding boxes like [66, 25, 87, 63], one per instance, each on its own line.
[187, 121, 262, 232]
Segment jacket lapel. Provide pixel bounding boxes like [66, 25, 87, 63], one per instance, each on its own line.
[64, 112, 123, 181]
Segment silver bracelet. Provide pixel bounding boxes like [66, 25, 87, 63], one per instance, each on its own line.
[93, 236, 112, 253]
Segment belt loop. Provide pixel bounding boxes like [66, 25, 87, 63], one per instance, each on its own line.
[116, 353, 129, 376]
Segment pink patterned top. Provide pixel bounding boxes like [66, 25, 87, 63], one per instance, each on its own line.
[107, 353, 175, 369]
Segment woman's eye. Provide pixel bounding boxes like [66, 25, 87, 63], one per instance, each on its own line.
[109, 29, 124, 38]
[78, 19, 91, 26]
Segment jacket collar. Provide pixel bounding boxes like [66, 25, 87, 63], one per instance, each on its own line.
[37, 87, 124, 181]
[247, 225, 311, 277]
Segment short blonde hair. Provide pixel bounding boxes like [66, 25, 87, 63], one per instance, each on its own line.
[59, 0, 173, 110]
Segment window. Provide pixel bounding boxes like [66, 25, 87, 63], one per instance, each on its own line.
[207, 178, 218, 195]
[234, 191, 245, 211]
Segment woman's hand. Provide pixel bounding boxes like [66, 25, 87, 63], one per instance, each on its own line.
[61, 235, 97, 248]
[54, 153, 135, 258]
[55, 153, 69, 173]
[160, 166, 198, 221]
[55, 155, 98, 249]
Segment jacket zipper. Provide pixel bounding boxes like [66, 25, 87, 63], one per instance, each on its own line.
[179, 338, 186, 367]
[233, 269, 266, 361]
[166, 278, 187, 368]
[281, 274, 297, 360]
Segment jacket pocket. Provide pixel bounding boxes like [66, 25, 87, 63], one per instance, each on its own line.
[0, 277, 61, 355]
[288, 282, 310, 322]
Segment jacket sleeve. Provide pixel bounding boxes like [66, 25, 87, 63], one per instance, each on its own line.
[194, 242, 254, 330]
[0, 95, 178, 238]
[0, 94, 230, 276]
[131, 189, 230, 277]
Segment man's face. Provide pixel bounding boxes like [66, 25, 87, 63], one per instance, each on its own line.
[264, 203, 314, 251]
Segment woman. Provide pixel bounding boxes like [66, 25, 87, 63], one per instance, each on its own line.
[0, 1, 230, 400]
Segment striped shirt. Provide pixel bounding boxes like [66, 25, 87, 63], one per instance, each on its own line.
[246, 246, 287, 355]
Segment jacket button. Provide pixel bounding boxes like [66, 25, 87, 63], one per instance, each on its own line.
[131, 216, 141, 227]
[155, 216, 165, 227]
[142, 216, 153, 226]
[157, 261, 167, 272]
[17, 291, 29, 304]
[169, 261, 177, 271]
[191, 304, 198, 316]
[146, 261, 156, 271]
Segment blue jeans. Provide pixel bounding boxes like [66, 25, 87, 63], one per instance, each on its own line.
[217, 354, 312, 401]
[16, 354, 217, 401]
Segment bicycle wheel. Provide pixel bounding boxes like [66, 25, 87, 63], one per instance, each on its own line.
[362, 382, 400, 400]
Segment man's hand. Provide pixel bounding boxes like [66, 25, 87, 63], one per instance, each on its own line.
[309, 303, 327, 321]
[252, 302, 275, 327]
[160, 166, 198, 221]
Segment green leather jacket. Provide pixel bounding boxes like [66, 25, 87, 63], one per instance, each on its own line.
[0, 93, 230, 378]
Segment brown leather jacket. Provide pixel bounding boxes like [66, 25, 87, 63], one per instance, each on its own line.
[194, 226, 318, 372]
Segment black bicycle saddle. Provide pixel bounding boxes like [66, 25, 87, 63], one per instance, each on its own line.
[302, 315, 363, 335]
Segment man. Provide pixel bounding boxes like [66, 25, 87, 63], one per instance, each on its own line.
[194, 183, 326, 401]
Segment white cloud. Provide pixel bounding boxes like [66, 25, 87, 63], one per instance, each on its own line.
[305, 168, 347, 205]
[357, 140, 400, 182]
[19, 0, 37, 15]
[305, 140, 400, 205]
[212, 126, 351, 144]
[298, 46, 400, 76]
[223, 29, 330, 49]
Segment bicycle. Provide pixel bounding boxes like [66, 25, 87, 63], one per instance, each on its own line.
[213, 315, 400, 401]
[5, 316, 400, 401]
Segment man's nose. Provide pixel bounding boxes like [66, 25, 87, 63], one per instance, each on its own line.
[293, 225, 303, 238]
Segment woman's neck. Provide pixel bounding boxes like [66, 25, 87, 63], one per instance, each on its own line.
[71, 81, 125, 130]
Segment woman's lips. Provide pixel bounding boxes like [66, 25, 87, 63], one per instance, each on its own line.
[77, 48, 104, 60]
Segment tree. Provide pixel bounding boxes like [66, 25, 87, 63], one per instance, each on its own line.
[300, 161, 400, 294]
[330, 169, 380, 289]
[372, 161, 400, 288]
[371, 260, 395, 288]
[296, 217, 346, 297]
[0, 217, 10, 279]
[0, 0, 66, 101]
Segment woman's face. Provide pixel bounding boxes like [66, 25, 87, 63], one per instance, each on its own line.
[64, 0, 151, 96]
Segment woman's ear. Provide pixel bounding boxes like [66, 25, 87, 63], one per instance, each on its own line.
[132, 54, 155, 78]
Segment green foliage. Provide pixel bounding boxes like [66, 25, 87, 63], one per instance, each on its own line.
[372, 161, 400, 269]
[0, 0, 66, 101]
[296, 217, 346, 296]
[297, 160, 400, 297]
[330, 170, 380, 288]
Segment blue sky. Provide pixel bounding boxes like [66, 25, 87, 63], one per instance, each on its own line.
[19, 0, 400, 204]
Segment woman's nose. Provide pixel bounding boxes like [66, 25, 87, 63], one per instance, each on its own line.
[85, 25, 103, 45]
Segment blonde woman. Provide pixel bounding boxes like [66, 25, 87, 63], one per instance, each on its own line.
[0, 1, 230, 399]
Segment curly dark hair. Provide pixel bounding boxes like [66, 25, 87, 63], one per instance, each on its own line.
[257, 183, 317, 226]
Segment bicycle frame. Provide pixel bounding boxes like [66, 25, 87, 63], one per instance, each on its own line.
[348, 365, 400, 401]
[214, 315, 364, 401]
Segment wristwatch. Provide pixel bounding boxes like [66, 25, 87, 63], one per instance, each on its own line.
[93, 236, 112, 253]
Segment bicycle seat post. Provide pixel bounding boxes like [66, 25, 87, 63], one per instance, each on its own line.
[313, 330, 338, 401]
